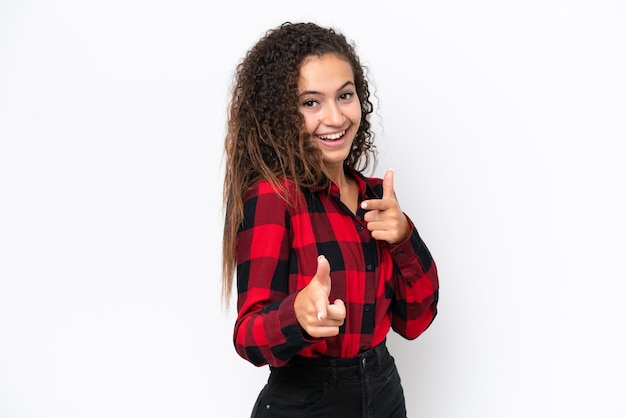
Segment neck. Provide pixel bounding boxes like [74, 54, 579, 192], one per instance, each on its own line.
[327, 165, 347, 187]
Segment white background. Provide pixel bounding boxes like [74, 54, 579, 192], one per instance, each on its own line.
[1, 1, 625, 417]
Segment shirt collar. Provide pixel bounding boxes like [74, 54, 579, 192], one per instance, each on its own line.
[309, 166, 378, 200]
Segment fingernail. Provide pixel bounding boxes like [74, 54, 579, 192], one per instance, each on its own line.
[318, 255, 325, 261]
[361, 202, 367, 209]
[317, 312, 322, 321]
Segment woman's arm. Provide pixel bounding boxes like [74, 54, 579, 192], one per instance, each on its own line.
[233, 181, 318, 367]
[386, 220, 439, 339]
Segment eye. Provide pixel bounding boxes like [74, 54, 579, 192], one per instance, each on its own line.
[301, 99, 318, 108]
[339, 91, 355, 101]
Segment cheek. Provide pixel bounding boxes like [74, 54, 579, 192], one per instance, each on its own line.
[356, 105, 363, 123]
[301, 113, 318, 135]
[347, 103, 362, 124]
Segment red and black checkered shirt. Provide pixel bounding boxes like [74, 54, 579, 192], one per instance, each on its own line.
[234, 168, 439, 367]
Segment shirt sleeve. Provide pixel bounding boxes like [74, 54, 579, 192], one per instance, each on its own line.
[233, 182, 318, 367]
[385, 215, 439, 340]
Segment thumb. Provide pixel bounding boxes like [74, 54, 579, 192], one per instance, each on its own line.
[382, 169, 395, 200]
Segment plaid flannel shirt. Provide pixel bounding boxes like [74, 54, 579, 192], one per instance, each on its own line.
[234, 168, 439, 367]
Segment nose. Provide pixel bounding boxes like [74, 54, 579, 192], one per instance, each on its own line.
[321, 101, 345, 126]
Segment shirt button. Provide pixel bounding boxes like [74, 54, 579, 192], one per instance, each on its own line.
[366, 264, 373, 271]
[357, 225, 364, 231]
[397, 252, 403, 258]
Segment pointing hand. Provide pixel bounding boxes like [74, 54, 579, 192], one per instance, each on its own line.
[294, 255, 346, 338]
[360, 169, 411, 244]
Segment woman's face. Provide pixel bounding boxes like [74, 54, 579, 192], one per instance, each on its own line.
[297, 53, 362, 174]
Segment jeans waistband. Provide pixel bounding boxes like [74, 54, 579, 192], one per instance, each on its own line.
[269, 341, 389, 380]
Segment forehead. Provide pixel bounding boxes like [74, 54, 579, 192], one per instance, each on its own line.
[298, 53, 354, 90]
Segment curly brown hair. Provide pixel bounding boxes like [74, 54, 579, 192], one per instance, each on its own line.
[221, 22, 377, 304]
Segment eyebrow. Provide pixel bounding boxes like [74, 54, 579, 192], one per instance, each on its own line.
[298, 81, 355, 97]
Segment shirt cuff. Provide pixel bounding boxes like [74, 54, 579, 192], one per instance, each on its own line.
[387, 219, 426, 282]
[278, 292, 320, 345]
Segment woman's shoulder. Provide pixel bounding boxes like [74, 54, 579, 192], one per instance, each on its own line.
[351, 169, 384, 196]
[362, 174, 383, 186]
[242, 178, 300, 203]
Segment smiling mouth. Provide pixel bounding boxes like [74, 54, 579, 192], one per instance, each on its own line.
[317, 130, 346, 141]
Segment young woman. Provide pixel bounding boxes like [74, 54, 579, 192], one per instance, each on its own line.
[222, 22, 439, 417]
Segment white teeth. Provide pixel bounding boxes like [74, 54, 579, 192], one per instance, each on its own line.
[318, 131, 345, 140]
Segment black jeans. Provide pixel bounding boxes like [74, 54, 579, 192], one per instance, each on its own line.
[251, 341, 407, 418]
